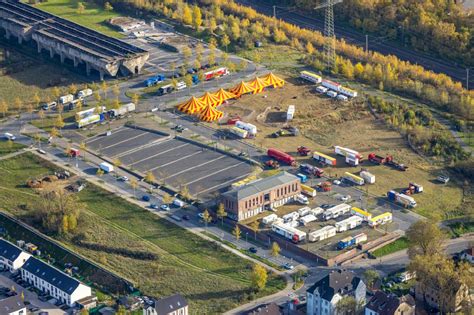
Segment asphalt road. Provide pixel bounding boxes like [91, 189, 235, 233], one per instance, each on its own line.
[235, 0, 472, 88]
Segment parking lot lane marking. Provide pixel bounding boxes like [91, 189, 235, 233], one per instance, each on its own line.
[162, 155, 227, 180]
[195, 172, 252, 195]
[148, 150, 203, 171]
[181, 162, 246, 186]
[128, 142, 190, 166]
[98, 131, 149, 150]
[86, 127, 128, 144]
[114, 137, 171, 158]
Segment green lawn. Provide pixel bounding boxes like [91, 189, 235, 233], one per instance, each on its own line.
[0, 153, 286, 314]
[35, 0, 123, 38]
[447, 221, 474, 238]
[30, 111, 78, 132]
[371, 237, 409, 258]
[0, 140, 25, 157]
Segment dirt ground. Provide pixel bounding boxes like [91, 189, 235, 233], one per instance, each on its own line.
[221, 78, 464, 221]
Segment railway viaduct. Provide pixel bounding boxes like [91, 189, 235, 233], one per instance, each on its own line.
[0, 0, 149, 79]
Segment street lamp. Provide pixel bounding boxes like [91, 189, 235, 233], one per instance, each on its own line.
[245, 232, 248, 245]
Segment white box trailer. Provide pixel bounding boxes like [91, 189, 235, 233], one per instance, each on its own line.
[299, 214, 317, 226]
[262, 214, 278, 225]
[335, 215, 363, 232]
[286, 105, 295, 121]
[360, 171, 375, 184]
[310, 207, 325, 216]
[112, 102, 136, 117]
[99, 162, 114, 173]
[77, 114, 102, 128]
[298, 206, 311, 217]
[344, 172, 365, 186]
[339, 86, 358, 97]
[77, 88, 93, 98]
[229, 126, 248, 139]
[321, 79, 342, 91]
[323, 203, 351, 220]
[334, 146, 363, 159]
[308, 226, 337, 242]
[282, 211, 299, 223]
[235, 121, 257, 136]
[59, 94, 74, 104]
[271, 223, 306, 243]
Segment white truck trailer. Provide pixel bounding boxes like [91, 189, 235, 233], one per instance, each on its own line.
[299, 214, 317, 226]
[99, 162, 114, 173]
[235, 121, 257, 136]
[229, 126, 248, 139]
[271, 223, 306, 243]
[360, 171, 375, 184]
[110, 103, 136, 117]
[308, 226, 337, 242]
[344, 172, 365, 186]
[335, 215, 363, 232]
[322, 203, 351, 220]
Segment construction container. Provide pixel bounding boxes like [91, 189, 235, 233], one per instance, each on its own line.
[323, 203, 351, 220]
[351, 207, 372, 221]
[335, 215, 363, 232]
[369, 212, 393, 227]
[308, 226, 336, 242]
[299, 214, 317, 226]
[262, 214, 278, 225]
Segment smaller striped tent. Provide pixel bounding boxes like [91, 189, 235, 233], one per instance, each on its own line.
[247, 77, 267, 94]
[213, 88, 237, 106]
[262, 72, 285, 88]
[199, 104, 224, 122]
[177, 96, 205, 114]
[198, 91, 221, 107]
[230, 81, 255, 97]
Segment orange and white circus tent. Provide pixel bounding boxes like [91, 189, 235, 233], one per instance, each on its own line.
[247, 77, 267, 94]
[213, 88, 237, 106]
[199, 104, 224, 122]
[176, 96, 205, 114]
[262, 72, 285, 88]
[198, 91, 221, 107]
[230, 81, 255, 97]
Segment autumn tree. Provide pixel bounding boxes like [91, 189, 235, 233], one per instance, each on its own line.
[221, 34, 230, 52]
[336, 296, 357, 315]
[96, 168, 104, 177]
[144, 171, 156, 184]
[250, 264, 268, 291]
[232, 224, 241, 241]
[162, 192, 173, 205]
[249, 220, 259, 240]
[112, 84, 120, 98]
[271, 241, 280, 257]
[183, 5, 192, 26]
[202, 209, 212, 228]
[363, 269, 379, 290]
[112, 158, 122, 168]
[104, 1, 113, 11]
[50, 127, 59, 139]
[129, 178, 138, 198]
[192, 5, 202, 30]
[0, 100, 8, 117]
[406, 220, 444, 257]
[55, 115, 65, 131]
[131, 93, 139, 106]
[216, 203, 227, 226]
[13, 97, 22, 112]
[33, 93, 41, 108]
[184, 74, 193, 95]
[77, 2, 85, 14]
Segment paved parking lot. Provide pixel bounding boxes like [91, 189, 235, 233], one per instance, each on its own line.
[87, 126, 254, 199]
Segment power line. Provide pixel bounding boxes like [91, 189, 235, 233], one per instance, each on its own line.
[324, 0, 336, 71]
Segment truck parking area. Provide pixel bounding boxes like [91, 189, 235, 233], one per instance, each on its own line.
[86, 126, 254, 198]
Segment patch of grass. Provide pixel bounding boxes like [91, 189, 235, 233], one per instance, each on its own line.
[447, 221, 474, 238]
[0, 140, 25, 156]
[0, 153, 286, 313]
[371, 237, 409, 258]
[35, 0, 123, 38]
[237, 45, 304, 74]
[30, 111, 77, 132]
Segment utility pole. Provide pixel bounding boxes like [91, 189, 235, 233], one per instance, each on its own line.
[323, 0, 336, 71]
[273, 5, 276, 19]
[467, 68, 470, 90]
[365, 35, 368, 54]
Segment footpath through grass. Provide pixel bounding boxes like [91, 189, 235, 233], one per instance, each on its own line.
[35, 0, 123, 38]
[0, 140, 25, 157]
[0, 153, 286, 314]
[371, 237, 409, 258]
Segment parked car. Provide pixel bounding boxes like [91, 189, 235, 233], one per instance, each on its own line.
[117, 176, 129, 181]
[142, 195, 150, 202]
[333, 179, 341, 185]
[150, 204, 159, 210]
[436, 175, 450, 184]
[182, 215, 190, 220]
[283, 263, 294, 270]
[248, 247, 257, 254]
[340, 195, 351, 202]
[160, 204, 170, 211]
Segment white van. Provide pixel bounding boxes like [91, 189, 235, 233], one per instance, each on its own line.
[77, 89, 93, 99]
[176, 81, 187, 90]
[173, 199, 185, 207]
[326, 90, 338, 98]
[316, 86, 328, 93]
[41, 101, 57, 110]
[336, 94, 348, 101]
[3, 132, 16, 141]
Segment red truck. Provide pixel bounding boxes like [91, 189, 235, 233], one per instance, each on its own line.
[267, 148, 296, 166]
[368, 153, 387, 164]
[297, 146, 311, 156]
[368, 153, 408, 171]
[69, 148, 80, 157]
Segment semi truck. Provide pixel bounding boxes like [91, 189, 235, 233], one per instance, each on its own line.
[337, 233, 367, 250]
[308, 226, 336, 242]
[300, 164, 324, 177]
[235, 121, 257, 136]
[343, 172, 365, 186]
[369, 212, 393, 227]
[271, 222, 306, 243]
[335, 215, 363, 232]
[387, 190, 417, 208]
[76, 106, 106, 121]
[322, 203, 351, 220]
[300, 71, 322, 84]
[351, 207, 372, 221]
[312, 151, 336, 166]
[267, 148, 296, 166]
[99, 162, 114, 173]
[76, 114, 104, 128]
[109, 103, 136, 118]
[229, 126, 248, 139]
[368, 153, 408, 171]
[204, 67, 229, 80]
[144, 74, 165, 87]
[301, 184, 317, 197]
[360, 171, 375, 184]
[297, 146, 311, 156]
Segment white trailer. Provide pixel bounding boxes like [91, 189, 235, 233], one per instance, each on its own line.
[344, 172, 365, 186]
[77, 115, 102, 128]
[298, 206, 311, 217]
[229, 126, 248, 139]
[336, 94, 348, 101]
[360, 171, 375, 184]
[310, 207, 325, 216]
[323, 203, 351, 220]
[326, 90, 338, 98]
[262, 214, 278, 225]
[99, 162, 114, 173]
[77, 88, 93, 98]
[316, 86, 328, 93]
[286, 105, 295, 121]
[321, 79, 342, 91]
[235, 121, 257, 136]
[308, 226, 336, 242]
[334, 146, 362, 159]
[300, 71, 322, 84]
[339, 86, 358, 97]
[299, 214, 317, 226]
[296, 194, 309, 205]
[335, 215, 363, 232]
[59, 94, 74, 104]
[271, 223, 306, 243]
[111, 103, 136, 117]
[76, 106, 106, 120]
[282, 211, 299, 223]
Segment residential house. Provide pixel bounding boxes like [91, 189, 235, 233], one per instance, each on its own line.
[365, 291, 415, 315]
[0, 239, 31, 272]
[117, 296, 142, 311]
[143, 294, 188, 315]
[246, 302, 282, 315]
[0, 294, 26, 315]
[20, 256, 92, 307]
[460, 247, 474, 264]
[415, 280, 470, 313]
[307, 269, 366, 315]
[221, 172, 301, 221]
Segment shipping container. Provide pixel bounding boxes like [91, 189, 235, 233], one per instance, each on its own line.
[300, 71, 322, 84]
[301, 184, 317, 197]
[262, 214, 278, 225]
[335, 215, 363, 232]
[299, 214, 317, 226]
[343, 172, 365, 186]
[368, 212, 392, 227]
[312, 151, 336, 166]
[308, 226, 336, 242]
[267, 148, 296, 166]
[271, 222, 306, 243]
[351, 207, 372, 221]
[360, 171, 375, 184]
[323, 203, 351, 220]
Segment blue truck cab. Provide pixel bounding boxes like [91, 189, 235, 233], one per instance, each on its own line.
[144, 74, 165, 87]
[296, 173, 308, 183]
